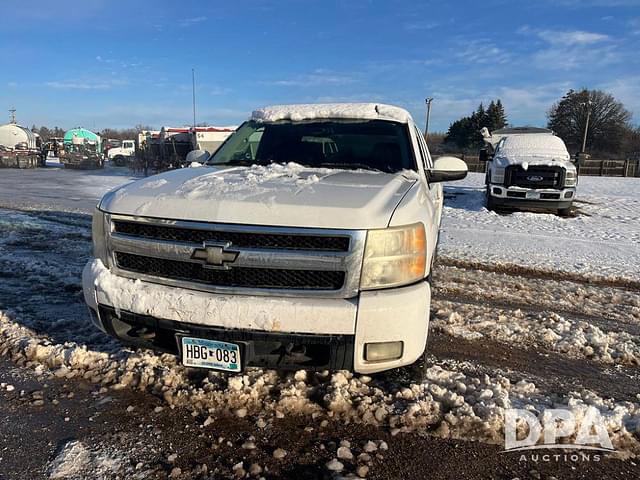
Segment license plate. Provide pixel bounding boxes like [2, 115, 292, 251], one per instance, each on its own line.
[525, 191, 540, 199]
[180, 337, 241, 372]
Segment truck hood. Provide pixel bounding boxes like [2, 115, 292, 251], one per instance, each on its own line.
[99, 163, 419, 229]
[494, 155, 576, 172]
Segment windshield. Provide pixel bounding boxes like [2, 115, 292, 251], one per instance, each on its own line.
[207, 120, 416, 173]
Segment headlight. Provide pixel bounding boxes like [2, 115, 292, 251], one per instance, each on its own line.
[92, 208, 109, 265]
[565, 170, 577, 187]
[360, 223, 426, 290]
[491, 167, 505, 185]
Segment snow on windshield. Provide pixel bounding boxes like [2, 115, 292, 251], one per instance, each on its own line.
[495, 134, 570, 161]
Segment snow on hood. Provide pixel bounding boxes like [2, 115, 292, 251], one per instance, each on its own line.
[99, 163, 418, 229]
[252, 103, 413, 124]
[494, 134, 573, 170]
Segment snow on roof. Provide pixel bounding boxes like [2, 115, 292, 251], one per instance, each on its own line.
[496, 133, 570, 161]
[251, 103, 413, 124]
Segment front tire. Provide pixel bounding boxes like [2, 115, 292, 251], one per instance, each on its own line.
[557, 207, 571, 217]
[485, 186, 496, 211]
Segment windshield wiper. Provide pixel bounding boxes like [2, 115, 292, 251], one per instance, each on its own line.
[317, 162, 383, 172]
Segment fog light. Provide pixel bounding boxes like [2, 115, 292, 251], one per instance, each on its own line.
[364, 341, 403, 362]
[564, 191, 574, 198]
[492, 187, 502, 195]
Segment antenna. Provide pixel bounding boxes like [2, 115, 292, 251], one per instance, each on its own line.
[9, 108, 16, 124]
[192, 68, 196, 128]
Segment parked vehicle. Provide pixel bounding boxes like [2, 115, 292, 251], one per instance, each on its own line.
[0, 123, 40, 168]
[480, 127, 577, 215]
[191, 126, 236, 156]
[108, 139, 136, 166]
[83, 103, 468, 374]
[60, 128, 104, 169]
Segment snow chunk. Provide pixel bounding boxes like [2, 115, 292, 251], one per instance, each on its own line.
[252, 103, 413, 124]
[48, 441, 123, 479]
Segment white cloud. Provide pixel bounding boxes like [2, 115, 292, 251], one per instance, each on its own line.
[403, 21, 439, 31]
[536, 29, 609, 45]
[44, 78, 127, 90]
[178, 16, 207, 27]
[455, 39, 512, 65]
[266, 69, 355, 87]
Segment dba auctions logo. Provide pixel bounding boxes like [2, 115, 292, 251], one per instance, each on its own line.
[504, 407, 615, 462]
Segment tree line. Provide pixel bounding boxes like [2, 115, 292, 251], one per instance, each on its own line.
[437, 89, 639, 159]
[29, 124, 153, 142]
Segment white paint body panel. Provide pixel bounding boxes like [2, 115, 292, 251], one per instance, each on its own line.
[99, 166, 418, 230]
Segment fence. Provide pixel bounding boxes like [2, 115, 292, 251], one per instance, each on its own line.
[455, 155, 640, 177]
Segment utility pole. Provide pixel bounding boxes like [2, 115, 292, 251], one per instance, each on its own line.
[9, 108, 16, 124]
[581, 100, 592, 153]
[192, 68, 196, 128]
[424, 97, 433, 139]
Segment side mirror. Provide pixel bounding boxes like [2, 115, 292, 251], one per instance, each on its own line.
[479, 148, 489, 162]
[429, 156, 468, 183]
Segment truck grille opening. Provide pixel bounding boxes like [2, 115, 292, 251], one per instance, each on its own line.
[112, 220, 350, 252]
[505, 165, 564, 189]
[115, 252, 345, 290]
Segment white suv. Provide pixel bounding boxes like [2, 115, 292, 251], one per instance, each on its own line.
[83, 103, 467, 374]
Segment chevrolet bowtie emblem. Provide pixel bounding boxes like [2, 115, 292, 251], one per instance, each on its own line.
[191, 242, 239, 270]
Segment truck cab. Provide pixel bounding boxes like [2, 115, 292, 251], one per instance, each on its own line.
[83, 103, 468, 374]
[480, 127, 577, 215]
[108, 140, 136, 166]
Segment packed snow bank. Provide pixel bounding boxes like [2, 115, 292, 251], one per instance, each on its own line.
[432, 300, 640, 366]
[1, 310, 639, 456]
[252, 103, 412, 124]
[440, 173, 640, 283]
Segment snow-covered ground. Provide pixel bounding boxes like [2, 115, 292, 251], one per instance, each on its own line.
[0, 165, 139, 214]
[440, 173, 640, 283]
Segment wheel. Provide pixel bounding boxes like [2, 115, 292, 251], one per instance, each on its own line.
[557, 207, 571, 217]
[114, 155, 125, 166]
[485, 186, 496, 211]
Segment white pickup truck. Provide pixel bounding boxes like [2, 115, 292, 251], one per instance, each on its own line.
[83, 103, 467, 374]
[480, 127, 577, 215]
[108, 140, 136, 166]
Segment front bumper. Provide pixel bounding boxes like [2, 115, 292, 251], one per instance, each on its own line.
[489, 184, 575, 209]
[83, 260, 431, 374]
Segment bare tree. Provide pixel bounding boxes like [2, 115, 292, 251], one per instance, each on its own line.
[547, 89, 632, 155]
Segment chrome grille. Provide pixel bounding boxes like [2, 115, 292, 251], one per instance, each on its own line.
[115, 252, 346, 290]
[106, 215, 366, 298]
[505, 165, 565, 189]
[112, 220, 351, 251]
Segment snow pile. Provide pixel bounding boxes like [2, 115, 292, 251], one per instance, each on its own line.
[139, 178, 168, 189]
[48, 440, 124, 479]
[1, 309, 639, 456]
[176, 162, 327, 199]
[433, 301, 640, 365]
[252, 103, 412, 124]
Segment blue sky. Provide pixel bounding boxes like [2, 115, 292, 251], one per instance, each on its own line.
[1, 0, 639, 132]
